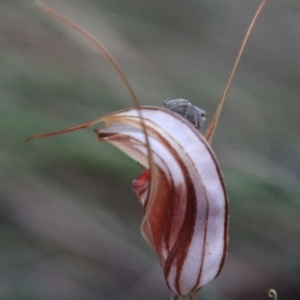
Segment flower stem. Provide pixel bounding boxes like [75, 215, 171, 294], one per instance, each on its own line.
[171, 294, 197, 300]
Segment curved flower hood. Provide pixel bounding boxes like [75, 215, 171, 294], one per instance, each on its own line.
[94, 106, 228, 296]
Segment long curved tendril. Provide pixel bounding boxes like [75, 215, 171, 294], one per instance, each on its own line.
[28, 2, 155, 210]
[36, 1, 139, 108]
[204, 0, 269, 144]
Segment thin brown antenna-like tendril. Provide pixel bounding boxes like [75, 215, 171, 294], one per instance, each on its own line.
[36, 1, 139, 108]
[24, 116, 105, 143]
[204, 0, 268, 144]
[268, 289, 277, 300]
[28, 2, 155, 207]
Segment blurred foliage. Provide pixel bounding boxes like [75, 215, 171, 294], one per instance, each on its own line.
[1, 0, 300, 299]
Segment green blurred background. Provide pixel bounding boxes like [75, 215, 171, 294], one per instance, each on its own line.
[1, 0, 300, 299]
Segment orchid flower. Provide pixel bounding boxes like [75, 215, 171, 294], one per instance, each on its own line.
[26, 1, 268, 298]
[94, 106, 228, 296]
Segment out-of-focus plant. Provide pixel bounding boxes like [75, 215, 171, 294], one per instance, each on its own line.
[26, 1, 268, 299]
[268, 289, 278, 300]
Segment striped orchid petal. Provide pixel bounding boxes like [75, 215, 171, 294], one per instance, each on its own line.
[94, 106, 228, 296]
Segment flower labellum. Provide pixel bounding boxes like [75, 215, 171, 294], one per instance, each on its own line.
[94, 106, 228, 296]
